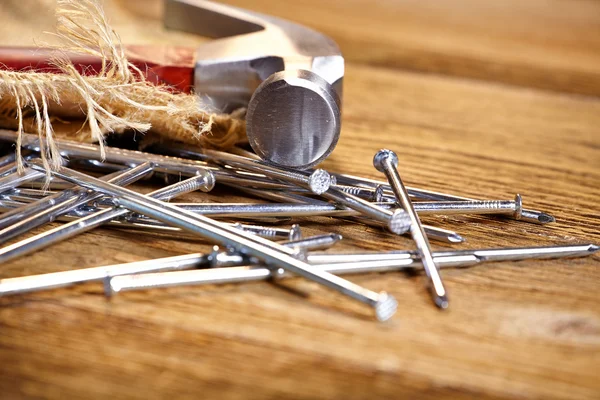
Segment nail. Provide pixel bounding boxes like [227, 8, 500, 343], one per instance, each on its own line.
[17, 176, 75, 191]
[374, 149, 448, 309]
[0, 234, 342, 297]
[332, 173, 554, 224]
[0, 130, 337, 195]
[0, 129, 223, 180]
[0, 194, 461, 245]
[0, 253, 209, 296]
[403, 194, 523, 218]
[306, 243, 600, 264]
[203, 150, 333, 194]
[230, 187, 459, 242]
[228, 222, 301, 241]
[334, 184, 385, 202]
[28, 161, 398, 321]
[284, 233, 343, 251]
[124, 197, 522, 218]
[0, 194, 307, 243]
[0, 188, 525, 221]
[0, 168, 45, 194]
[102, 220, 303, 242]
[205, 234, 342, 268]
[0, 162, 155, 244]
[321, 186, 412, 235]
[1, 188, 56, 200]
[106, 243, 598, 296]
[0, 172, 215, 265]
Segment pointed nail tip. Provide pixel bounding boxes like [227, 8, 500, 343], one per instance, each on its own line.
[449, 234, 465, 244]
[589, 244, 600, 253]
[538, 213, 556, 224]
[435, 295, 449, 310]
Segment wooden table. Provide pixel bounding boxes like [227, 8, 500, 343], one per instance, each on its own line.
[1, 1, 599, 398]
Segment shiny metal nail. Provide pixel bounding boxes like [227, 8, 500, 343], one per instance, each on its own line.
[20, 176, 80, 191]
[320, 186, 412, 235]
[405, 195, 522, 218]
[98, 220, 303, 242]
[28, 160, 398, 321]
[1, 189, 523, 220]
[0, 168, 45, 194]
[306, 243, 600, 264]
[107, 243, 598, 295]
[123, 196, 521, 218]
[0, 130, 555, 224]
[0, 189, 464, 244]
[227, 222, 301, 241]
[333, 173, 554, 224]
[0, 234, 344, 297]
[235, 186, 457, 241]
[197, 153, 407, 233]
[0, 188, 56, 201]
[0, 172, 215, 264]
[0, 162, 154, 244]
[348, 214, 464, 244]
[0, 130, 337, 192]
[374, 149, 448, 309]
[203, 150, 333, 194]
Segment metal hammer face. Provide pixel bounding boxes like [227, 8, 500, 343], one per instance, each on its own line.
[164, 0, 344, 169]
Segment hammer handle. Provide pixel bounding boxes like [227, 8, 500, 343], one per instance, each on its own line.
[0, 45, 196, 93]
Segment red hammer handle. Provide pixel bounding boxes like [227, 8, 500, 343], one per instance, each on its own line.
[0, 45, 196, 93]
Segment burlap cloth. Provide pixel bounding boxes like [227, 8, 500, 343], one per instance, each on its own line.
[0, 0, 246, 172]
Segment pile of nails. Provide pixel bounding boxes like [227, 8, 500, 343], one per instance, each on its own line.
[0, 129, 597, 321]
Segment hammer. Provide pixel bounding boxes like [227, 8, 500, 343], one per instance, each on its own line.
[0, 0, 344, 169]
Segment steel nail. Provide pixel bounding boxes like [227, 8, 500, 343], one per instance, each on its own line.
[0, 168, 45, 194]
[0, 162, 154, 244]
[202, 150, 333, 195]
[107, 243, 599, 295]
[0, 187, 524, 221]
[232, 186, 458, 241]
[0, 130, 556, 224]
[306, 243, 600, 264]
[0, 233, 344, 297]
[0, 172, 215, 264]
[28, 161, 398, 321]
[333, 173, 554, 224]
[319, 186, 411, 235]
[374, 149, 448, 309]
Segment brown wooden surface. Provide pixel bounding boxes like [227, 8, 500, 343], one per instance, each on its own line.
[1, 1, 599, 399]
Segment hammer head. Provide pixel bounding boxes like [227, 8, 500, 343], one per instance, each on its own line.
[164, 0, 344, 169]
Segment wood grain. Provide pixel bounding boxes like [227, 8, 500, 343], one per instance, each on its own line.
[219, 0, 600, 97]
[0, 1, 599, 399]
